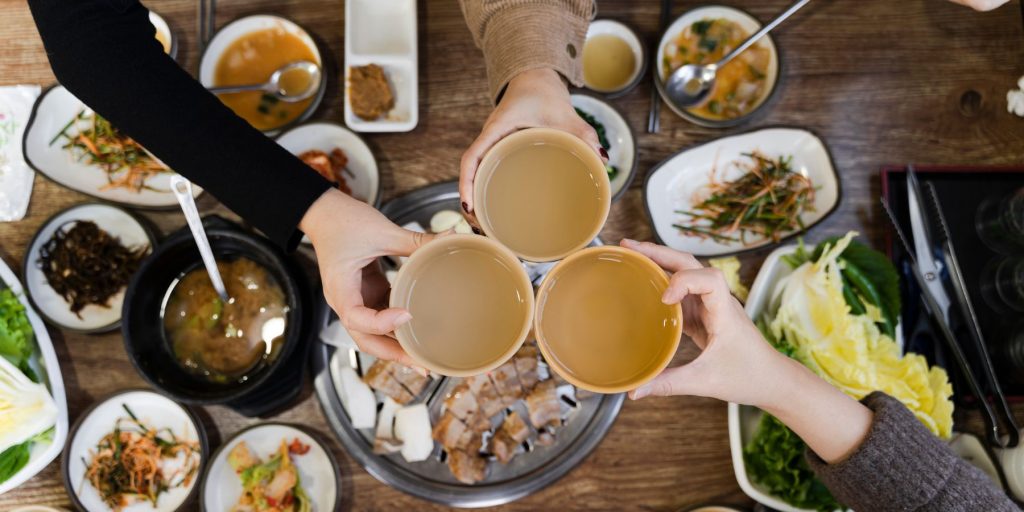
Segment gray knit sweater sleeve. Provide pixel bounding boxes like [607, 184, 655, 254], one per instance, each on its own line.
[806, 392, 1018, 511]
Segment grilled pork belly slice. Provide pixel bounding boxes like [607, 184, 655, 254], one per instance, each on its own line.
[526, 380, 561, 429]
[363, 360, 415, 404]
[467, 374, 504, 418]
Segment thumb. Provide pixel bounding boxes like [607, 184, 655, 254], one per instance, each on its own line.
[628, 364, 701, 400]
[389, 228, 437, 257]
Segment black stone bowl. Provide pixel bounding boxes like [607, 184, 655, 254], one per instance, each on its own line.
[123, 216, 312, 413]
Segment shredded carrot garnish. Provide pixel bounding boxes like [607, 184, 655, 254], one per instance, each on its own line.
[80, 404, 200, 511]
[675, 151, 816, 245]
[53, 110, 170, 193]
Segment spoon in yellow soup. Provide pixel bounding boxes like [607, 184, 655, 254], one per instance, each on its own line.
[207, 60, 321, 103]
[665, 0, 808, 108]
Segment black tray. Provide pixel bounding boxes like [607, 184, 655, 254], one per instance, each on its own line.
[881, 165, 1024, 402]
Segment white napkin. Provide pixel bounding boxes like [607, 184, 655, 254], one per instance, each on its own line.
[0, 85, 40, 222]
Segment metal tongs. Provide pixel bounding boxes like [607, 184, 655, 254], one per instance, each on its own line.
[881, 166, 1020, 450]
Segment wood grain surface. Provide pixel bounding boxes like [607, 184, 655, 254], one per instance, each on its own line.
[1, 0, 1023, 510]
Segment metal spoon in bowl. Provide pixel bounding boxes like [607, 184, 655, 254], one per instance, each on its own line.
[207, 60, 321, 103]
[664, 0, 810, 108]
[170, 175, 229, 303]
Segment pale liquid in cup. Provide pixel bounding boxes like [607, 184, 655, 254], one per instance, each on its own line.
[538, 250, 679, 388]
[402, 245, 530, 372]
[583, 34, 636, 92]
[482, 142, 605, 261]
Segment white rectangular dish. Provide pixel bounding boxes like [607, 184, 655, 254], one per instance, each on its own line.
[0, 257, 68, 495]
[344, 0, 419, 132]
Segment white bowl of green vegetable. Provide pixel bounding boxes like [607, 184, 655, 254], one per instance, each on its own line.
[0, 257, 68, 495]
[729, 234, 962, 512]
[571, 93, 637, 202]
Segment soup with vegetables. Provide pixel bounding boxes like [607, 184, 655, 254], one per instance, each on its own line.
[214, 27, 318, 131]
[663, 18, 771, 120]
[163, 258, 288, 383]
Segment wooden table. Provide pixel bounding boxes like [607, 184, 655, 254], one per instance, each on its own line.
[2, 0, 1023, 509]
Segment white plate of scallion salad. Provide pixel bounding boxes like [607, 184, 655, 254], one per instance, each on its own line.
[0, 256, 68, 495]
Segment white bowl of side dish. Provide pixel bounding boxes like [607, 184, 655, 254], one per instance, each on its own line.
[344, 0, 418, 132]
[275, 121, 381, 206]
[729, 245, 982, 512]
[22, 85, 203, 209]
[22, 203, 155, 333]
[655, 5, 780, 128]
[570, 93, 637, 202]
[643, 126, 840, 257]
[63, 390, 205, 511]
[0, 258, 68, 496]
[201, 423, 339, 511]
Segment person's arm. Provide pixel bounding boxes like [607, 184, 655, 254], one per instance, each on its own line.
[28, 0, 435, 366]
[459, 0, 593, 104]
[456, 0, 605, 215]
[621, 240, 1017, 511]
[28, 0, 328, 248]
[807, 391, 1017, 511]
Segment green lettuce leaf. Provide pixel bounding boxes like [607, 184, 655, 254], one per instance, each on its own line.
[744, 414, 841, 512]
[0, 289, 33, 374]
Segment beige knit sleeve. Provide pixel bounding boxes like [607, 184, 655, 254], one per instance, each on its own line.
[459, 0, 595, 103]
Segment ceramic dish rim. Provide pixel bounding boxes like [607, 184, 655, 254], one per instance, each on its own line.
[533, 245, 683, 394]
[147, 10, 179, 60]
[653, 4, 782, 128]
[0, 258, 69, 496]
[388, 233, 536, 377]
[273, 120, 383, 208]
[582, 18, 649, 99]
[675, 505, 748, 512]
[21, 201, 157, 334]
[197, 13, 327, 136]
[197, 421, 341, 512]
[569, 92, 638, 203]
[641, 124, 842, 258]
[21, 84, 204, 211]
[60, 388, 209, 512]
[472, 127, 611, 263]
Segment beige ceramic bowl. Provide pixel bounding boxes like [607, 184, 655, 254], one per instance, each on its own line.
[472, 128, 611, 262]
[389, 234, 535, 376]
[534, 246, 682, 393]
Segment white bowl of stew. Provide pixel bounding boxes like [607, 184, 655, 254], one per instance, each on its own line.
[655, 5, 780, 128]
[198, 14, 325, 135]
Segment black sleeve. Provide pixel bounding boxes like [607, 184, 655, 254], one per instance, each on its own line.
[27, 0, 333, 249]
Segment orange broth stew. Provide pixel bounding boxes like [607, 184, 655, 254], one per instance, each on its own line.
[663, 19, 770, 120]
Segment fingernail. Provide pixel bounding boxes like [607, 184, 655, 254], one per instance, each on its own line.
[631, 386, 650, 400]
[622, 238, 637, 246]
[599, 147, 609, 159]
[396, 312, 413, 324]
[415, 366, 429, 377]
[462, 201, 470, 213]
[472, 227, 481, 235]
[661, 292, 673, 304]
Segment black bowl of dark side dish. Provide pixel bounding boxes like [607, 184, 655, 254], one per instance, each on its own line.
[123, 216, 312, 411]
